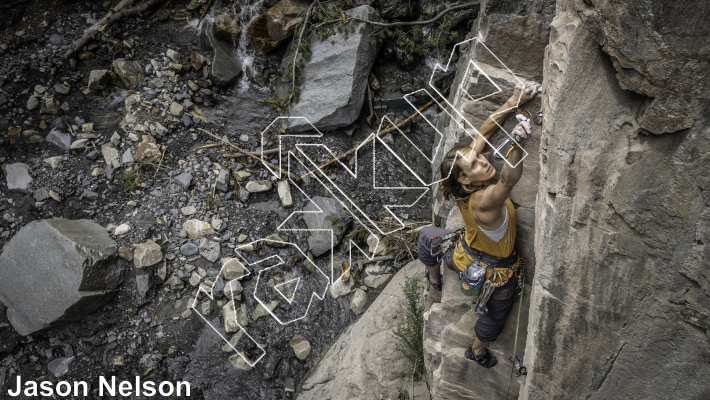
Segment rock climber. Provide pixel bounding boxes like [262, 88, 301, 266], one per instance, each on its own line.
[417, 80, 540, 367]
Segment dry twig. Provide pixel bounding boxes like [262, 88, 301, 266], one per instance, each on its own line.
[197, 128, 301, 182]
[65, 0, 167, 59]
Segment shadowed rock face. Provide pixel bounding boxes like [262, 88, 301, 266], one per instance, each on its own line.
[521, 1, 710, 399]
[577, 0, 710, 134]
[0, 219, 122, 336]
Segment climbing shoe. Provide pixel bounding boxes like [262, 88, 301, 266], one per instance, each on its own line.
[424, 269, 442, 291]
[465, 347, 497, 368]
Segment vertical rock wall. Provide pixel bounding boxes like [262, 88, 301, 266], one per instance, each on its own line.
[522, 0, 710, 398]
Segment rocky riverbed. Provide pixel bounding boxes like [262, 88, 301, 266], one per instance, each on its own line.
[0, 0, 473, 398]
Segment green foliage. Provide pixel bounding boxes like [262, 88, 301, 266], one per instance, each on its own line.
[391, 275, 425, 380]
[119, 165, 144, 192]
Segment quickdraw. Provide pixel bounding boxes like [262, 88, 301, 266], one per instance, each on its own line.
[509, 355, 527, 377]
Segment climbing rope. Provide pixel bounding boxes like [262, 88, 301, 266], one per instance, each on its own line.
[505, 274, 526, 400]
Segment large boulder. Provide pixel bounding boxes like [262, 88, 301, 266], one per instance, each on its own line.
[296, 261, 419, 399]
[283, 5, 382, 132]
[521, 1, 710, 399]
[202, 17, 242, 87]
[213, 12, 241, 42]
[0, 219, 122, 336]
[246, 0, 309, 54]
[111, 58, 143, 89]
[301, 196, 349, 257]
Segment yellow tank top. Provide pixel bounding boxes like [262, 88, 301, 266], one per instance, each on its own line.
[453, 194, 517, 276]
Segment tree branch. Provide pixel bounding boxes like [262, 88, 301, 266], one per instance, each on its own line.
[65, 0, 167, 60]
[350, 2, 479, 27]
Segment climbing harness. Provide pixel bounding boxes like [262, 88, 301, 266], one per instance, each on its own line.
[505, 267, 527, 400]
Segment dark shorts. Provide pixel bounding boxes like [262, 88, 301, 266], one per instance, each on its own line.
[417, 226, 519, 343]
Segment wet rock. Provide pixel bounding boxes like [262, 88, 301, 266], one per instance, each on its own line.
[88, 69, 111, 91]
[349, 289, 368, 314]
[276, 179, 293, 208]
[133, 240, 162, 268]
[46, 128, 71, 150]
[0, 219, 121, 336]
[183, 219, 214, 239]
[284, 5, 381, 132]
[302, 196, 349, 257]
[199, 238, 221, 262]
[245, 180, 272, 193]
[48, 356, 74, 378]
[5, 163, 32, 193]
[246, 0, 309, 54]
[288, 335, 312, 360]
[112, 58, 143, 89]
[174, 172, 193, 189]
[213, 13, 242, 42]
[203, 21, 242, 87]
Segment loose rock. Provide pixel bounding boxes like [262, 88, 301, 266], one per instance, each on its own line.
[5, 163, 32, 193]
[133, 240, 163, 268]
[288, 335, 312, 360]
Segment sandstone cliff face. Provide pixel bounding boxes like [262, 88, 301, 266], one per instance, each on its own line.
[426, 1, 553, 398]
[522, 0, 710, 398]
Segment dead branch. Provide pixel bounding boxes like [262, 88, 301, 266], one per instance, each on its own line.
[301, 84, 451, 179]
[195, 0, 214, 31]
[357, 255, 397, 270]
[186, 143, 281, 157]
[197, 128, 301, 182]
[65, 0, 167, 60]
[350, 2, 479, 27]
